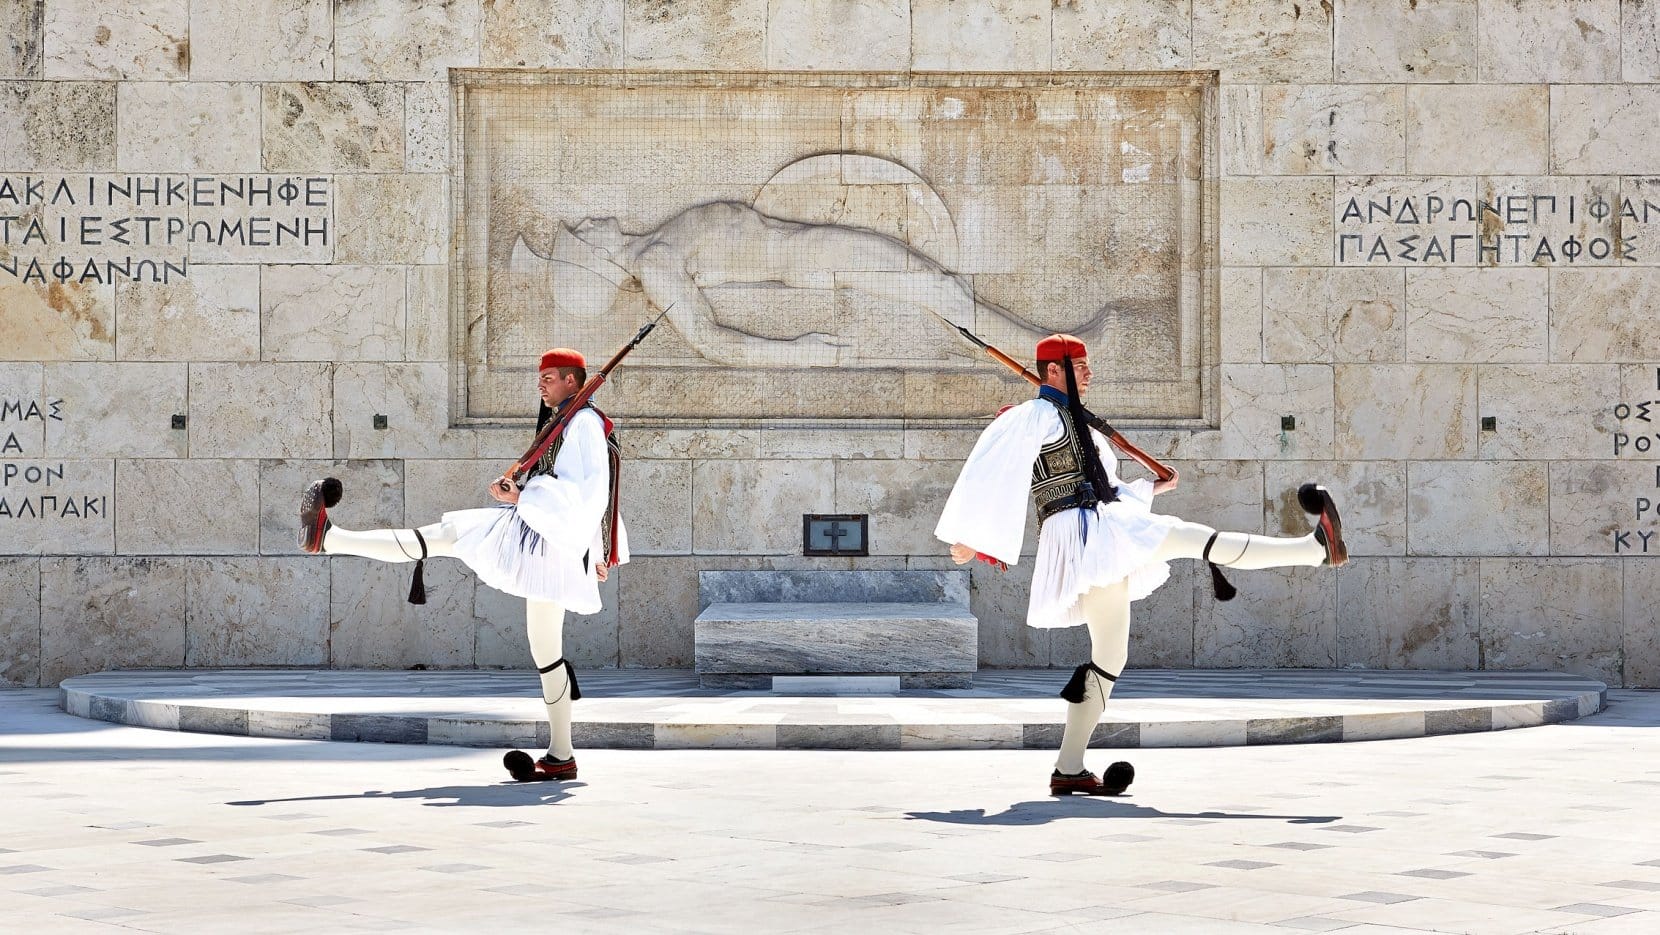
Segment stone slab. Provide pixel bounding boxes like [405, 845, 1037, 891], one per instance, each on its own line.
[697, 569, 969, 610]
[695, 602, 978, 675]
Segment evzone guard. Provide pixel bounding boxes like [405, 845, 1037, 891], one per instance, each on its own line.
[298, 347, 628, 783]
[936, 334, 1347, 796]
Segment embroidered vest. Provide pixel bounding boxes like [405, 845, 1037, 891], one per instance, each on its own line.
[1030, 399, 1116, 523]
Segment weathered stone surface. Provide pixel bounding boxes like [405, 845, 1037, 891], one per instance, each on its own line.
[1480, 558, 1623, 684]
[0, 80, 114, 169]
[833, 459, 962, 555]
[189, 363, 334, 459]
[698, 569, 967, 608]
[620, 429, 761, 461]
[263, 83, 405, 173]
[333, 363, 476, 459]
[619, 555, 697, 667]
[1, 0, 43, 78]
[1406, 85, 1547, 176]
[184, 173, 333, 265]
[1409, 461, 1549, 556]
[117, 459, 258, 554]
[184, 557, 329, 666]
[1548, 462, 1657, 556]
[1477, 175, 1620, 267]
[404, 265, 448, 362]
[474, 572, 619, 668]
[1335, 175, 1477, 267]
[43, 0, 187, 79]
[1335, 558, 1479, 669]
[619, 459, 691, 555]
[330, 559, 477, 668]
[692, 459, 835, 553]
[40, 557, 185, 684]
[1261, 85, 1405, 176]
[765, 0, 908, 70]
[258, 459, 404, 555]
[335, 0, 481, 80]
[1263, 268, 1405, 363]
[1219, 268, 1261, 363]
[1476, 365, 1620, 461]
[116, 266, 260, 361]
[1552, 269, 1660, 362]
[404, 83, 449, 174]
[1406, 268, 1549, 363]
[402, 459, 499, 526]
[1627, 0, 1660, 81]
[696, 602, 977, 674]
[1194, 565, 1335, 668]
[188, 0, 332, 80]
[1049, 560, 1196, 669]
[262, 265, 405, 362]
[116, 82, 261, 172]
[1192, 0, 1333, 82]
[1264, 460, 1409, 557]
[0, 363, 46, 456]
[1155, 460, 1263, 535]
[624, 0, 766, 70]
[0, 460, 114, 555]
[1478, 0, 1619, 82]
[909, 0, 1048, 70]
[969, 557, 1049, 668]
[1221, 178, 1332, 266]
[1334, 364, 1475, 460]
[1051, 0, 1189, 69]
[1220, 84, 1262, 177]
[1334, 0, 1477, 81]
[484, 0, 623, 67]
[334, 174, 447, 264]
[755, 428, 904, 460]
[1215, 364, 1334, 460]
[0, 279, 114, 361]
[0, 557, 40, 686]
[44, 362, 186, 458]
[1626, 560, 1660, 687]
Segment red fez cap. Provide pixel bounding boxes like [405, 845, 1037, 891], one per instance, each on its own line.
[1035, 333, 1087, 362]
[539, 348, 585, 371]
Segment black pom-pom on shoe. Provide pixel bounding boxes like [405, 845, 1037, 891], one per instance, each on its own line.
[1101, 760, 1135, 795]
[503, 749, 539, 782]
[1297, 482, 1348, 567]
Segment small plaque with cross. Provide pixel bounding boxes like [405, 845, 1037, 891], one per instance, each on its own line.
[802, 514, 869, 556]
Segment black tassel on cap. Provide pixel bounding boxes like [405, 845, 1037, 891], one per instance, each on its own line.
[407, 528, 429, 605]
[1202, 531, 1237, 602]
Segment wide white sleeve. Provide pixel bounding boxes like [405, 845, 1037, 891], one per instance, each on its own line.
[933, 402, 1056, 566]
[515, 409, 609, 557]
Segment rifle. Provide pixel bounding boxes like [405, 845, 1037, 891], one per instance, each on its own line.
[940, 322, 1177, 484]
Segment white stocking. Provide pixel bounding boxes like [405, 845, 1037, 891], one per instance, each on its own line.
[1152, 520, 1325, 570]
[1055, 580, 1130, 774]
[322, 522, 458, 562]
[525, 600, 573, 761]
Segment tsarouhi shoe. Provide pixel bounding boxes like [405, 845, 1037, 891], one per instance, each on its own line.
[1297, 482, 1348, 567]
[1100, 760, 1135, 795]
[534, 754, 577, 780]
[1050, 769, 1106, 795]
[298, 477, 342, 554]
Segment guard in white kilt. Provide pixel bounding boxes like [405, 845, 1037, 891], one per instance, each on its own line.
[936, 334, 1347, 796]
[297, 348, 628, 782]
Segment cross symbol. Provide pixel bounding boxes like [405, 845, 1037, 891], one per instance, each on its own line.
[823, 521, 850, 552]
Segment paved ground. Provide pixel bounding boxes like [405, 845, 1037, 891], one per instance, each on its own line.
[5, 687, 1660, 934]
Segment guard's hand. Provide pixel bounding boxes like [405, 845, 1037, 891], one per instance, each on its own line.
[1152, 470, 1180, 496]
[595, 563, 609, 582]
[949, 543, 975, 565]
[488, 476, 520, 504]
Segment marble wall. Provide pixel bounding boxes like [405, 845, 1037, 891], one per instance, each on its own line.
[2, 1, 1656, 688]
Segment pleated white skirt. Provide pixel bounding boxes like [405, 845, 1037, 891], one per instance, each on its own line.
[1026, 491, 1183, 629]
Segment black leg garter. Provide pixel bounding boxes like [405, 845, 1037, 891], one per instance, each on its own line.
[406, 528, 428, 605]
[536, 658, 582, 702]
[1202, 531, 1238, 602]
[1059, 661, 1117, 704]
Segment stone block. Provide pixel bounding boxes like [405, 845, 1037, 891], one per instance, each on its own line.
[620, 429, 760, 461]
[969, 557, 1050, 668]
[334, 0, 481, 80]
[43, 0, 186, 79]
[697, 569, 967, 609]
[258, 458, 404, 555]
[1194, 565, 1335, 668]
[695, 602, 977, 675]
[116, 82, 261, 172]
[0, 1, 43, 78]
[40, 557, 185, 684]
[1477, 0, 1619, 82]
[1627, 0, 1660, 81]
[1155, 460, 1263, 535]
[184, 557, 329, 666]
[404, 83, 450, 174]
[1406, 268, 1549, 363]
[1335, 175, 1477, 267]
[0, 80, 114, 169]
[0, 557, 40, 686]
[1476, 365, 1620, 461]
[1261, 85, 1405, 176]
[833, 459, 962, 555]
[261, 265, 405, 362]
[334, 174, 447, 264]
[1264, 460, 1409, 557]
[1551, 269, 1660, 362]
[1549, 462, 1657, 556]
[1480, 558, 1623, 685]
[691, 459, 835, 553]
[1333, 0, 1477, 81]
[1408, 461, 1549, 556]
[1626, 560, 1660, 687]
[1129, 560, 1196, 669]
[619, 459, 691, 555]
[45, 363, 186, 458]
[188, 0, 332, 80]
[405, 266, 448, 362]
[0, 363, 45, 456]
[474, 571, 619, 668]
[482, 0, 623, 67]
[329, 559, 477, 668]
[623, 0, 766, 70]
[1193, 0, 1332, 82]
[1476, 175, 1620, 267]
[1220, 268, 1261, 363]
[1406, 85, 1547, 176]
[619, 555, 698, 668]
[1334, 364, 1475, 460]
[1335, 558, 1480, 669]
[184, 174, 333, 265]
[190, 363, 333, 459]
[1050, 0, 1189, 69]
[116, 266, 260, 361]
[1220, 85, 1262, 177]
[765, 0, 908, 70]
[903, 428, 979, 461]
[1215, 364, 1334, 460]
[1221, 178, 1332, 266]
[117, 459, 258, 555]
[333, 363, 476, 459]
[403, 459, 499, 526]
[262, 83, 405, 173]
[0, 460, 114, 555]
[912, 0, 1050, 70]
[755, 428, 904, 460]
[1554, 85, 1660, 174]
[1264, 268, 1405, 363]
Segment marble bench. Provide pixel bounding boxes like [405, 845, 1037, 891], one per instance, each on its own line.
[694, 570, 979, 690]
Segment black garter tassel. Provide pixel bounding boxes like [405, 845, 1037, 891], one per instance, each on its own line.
[537, 658, 583, 701]
[407, 528, 428, 605]
[1201, 531, 1237, 602]
[1059, 661, 1117, 704]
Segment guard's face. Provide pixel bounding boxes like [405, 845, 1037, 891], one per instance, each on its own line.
[538, 369, 580, 407]
[1046, 357, 1091, 395]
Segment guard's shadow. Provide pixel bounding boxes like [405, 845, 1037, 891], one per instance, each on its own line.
[227, 782, 583, 809]
[907, 798, 1340, 826]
